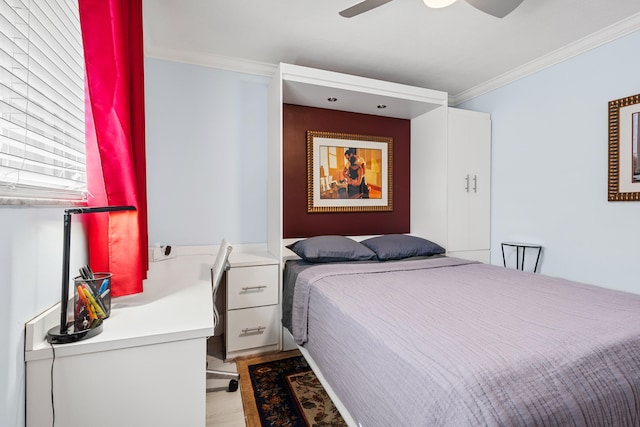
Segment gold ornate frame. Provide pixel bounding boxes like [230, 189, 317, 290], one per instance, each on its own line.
[306, 131, 393, 213]
[608, 94, 640, 201]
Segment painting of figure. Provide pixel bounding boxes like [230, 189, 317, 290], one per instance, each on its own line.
[307, 131, 392, 212]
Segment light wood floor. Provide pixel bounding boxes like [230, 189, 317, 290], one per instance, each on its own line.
[206, 336, 246, 427]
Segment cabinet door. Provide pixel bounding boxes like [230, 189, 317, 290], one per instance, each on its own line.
[447, 109, 491, 253]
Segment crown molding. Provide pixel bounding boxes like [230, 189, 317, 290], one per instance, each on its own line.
[450, 12, 640, 106]
[145, 12, 640, 107]
[144, 44, 277, 77]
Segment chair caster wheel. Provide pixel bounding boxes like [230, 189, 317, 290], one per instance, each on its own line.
[227, 379, 238, 392]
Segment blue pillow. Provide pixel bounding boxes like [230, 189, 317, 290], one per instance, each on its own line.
[287, 236, 376, 263]
[360, 234, 445, 260]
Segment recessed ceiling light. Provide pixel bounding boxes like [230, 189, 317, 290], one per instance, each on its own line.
[327, 97, 338, 102]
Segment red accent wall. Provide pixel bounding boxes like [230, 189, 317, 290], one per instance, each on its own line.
[283, 104, 411, 238]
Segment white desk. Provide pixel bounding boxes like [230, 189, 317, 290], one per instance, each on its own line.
[25, 255, 217, 427]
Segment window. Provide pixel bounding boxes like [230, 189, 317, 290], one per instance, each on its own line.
[0, 0, 85, 204]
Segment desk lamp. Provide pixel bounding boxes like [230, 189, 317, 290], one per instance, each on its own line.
[46, 205, 136, 344]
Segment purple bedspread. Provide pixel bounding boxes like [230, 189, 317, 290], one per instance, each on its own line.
[290, 257, 640, 426]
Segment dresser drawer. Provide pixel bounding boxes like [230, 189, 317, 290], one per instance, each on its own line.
[226, 305, 279, 352]
[227, 264, 278, 310]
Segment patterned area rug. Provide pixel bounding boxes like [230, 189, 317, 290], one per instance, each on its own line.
[236, 350, 347, 427]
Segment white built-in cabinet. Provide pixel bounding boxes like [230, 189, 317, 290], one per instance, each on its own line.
[446, 108, 491, 262]
[411, 107, 491, 263]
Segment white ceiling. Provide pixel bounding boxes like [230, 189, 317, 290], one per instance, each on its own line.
[143, 0, 640, 104]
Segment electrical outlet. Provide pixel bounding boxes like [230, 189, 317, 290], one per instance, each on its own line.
[152, 245, 175, 262]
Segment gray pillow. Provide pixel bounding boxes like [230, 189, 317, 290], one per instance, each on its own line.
[360, 234, 445, 260]
[287, 236, 376, 263]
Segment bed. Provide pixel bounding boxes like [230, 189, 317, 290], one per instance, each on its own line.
[282, 235, 640, 426]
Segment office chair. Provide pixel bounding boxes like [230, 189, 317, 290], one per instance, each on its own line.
[207, 238, 240, 392]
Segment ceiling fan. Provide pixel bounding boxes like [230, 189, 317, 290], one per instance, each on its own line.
[339, 0, 525, 18]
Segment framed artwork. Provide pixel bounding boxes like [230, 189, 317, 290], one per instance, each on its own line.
[608, 93, 640, 201]
[306, 131, 393, 213]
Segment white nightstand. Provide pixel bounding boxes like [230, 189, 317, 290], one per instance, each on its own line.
[225, 252, 280, 359]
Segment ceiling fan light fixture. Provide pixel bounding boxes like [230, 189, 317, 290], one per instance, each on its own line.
[423, 0, 457, 8]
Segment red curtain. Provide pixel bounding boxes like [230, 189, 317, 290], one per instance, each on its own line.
[79, 0, 148, 296]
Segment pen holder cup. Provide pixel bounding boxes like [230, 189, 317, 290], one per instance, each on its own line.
[73, 272, 112, 332]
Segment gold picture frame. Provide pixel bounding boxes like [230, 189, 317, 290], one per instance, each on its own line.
[306, 131, 393, 213]
[608, 93, 640, 201]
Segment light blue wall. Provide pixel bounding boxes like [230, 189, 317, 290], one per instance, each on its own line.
[144, 58, 269, 246]
[0, 207, 87, 427]
[460, 29, 640, 293]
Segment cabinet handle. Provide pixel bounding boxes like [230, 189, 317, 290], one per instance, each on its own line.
[241, 285, 267, 292]
[465, 174, 470, 192]
[241, 326, 266, 334]
[473, 175, 477, 193]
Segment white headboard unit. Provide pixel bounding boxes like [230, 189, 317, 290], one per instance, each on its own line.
[268, 63, 450, 257]
[267, 62, 490, 263]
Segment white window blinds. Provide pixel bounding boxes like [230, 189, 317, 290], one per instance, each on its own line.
[0, 0, 85, 203]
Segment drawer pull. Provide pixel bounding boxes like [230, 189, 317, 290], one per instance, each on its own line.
[241, 326, 266, 335]
[241, 285, 267, 292]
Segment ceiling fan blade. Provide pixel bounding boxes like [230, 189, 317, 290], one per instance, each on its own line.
[339, 0, 393, 18]
[465, 0, 524, 18]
